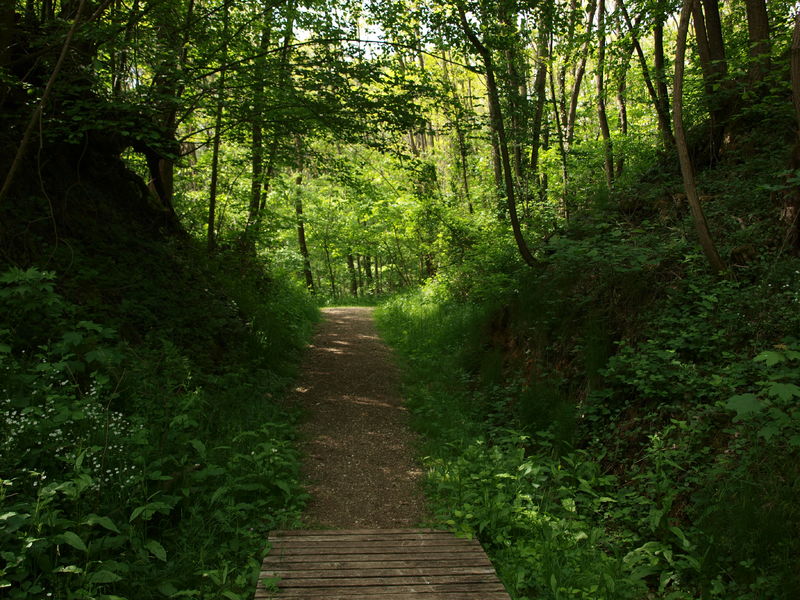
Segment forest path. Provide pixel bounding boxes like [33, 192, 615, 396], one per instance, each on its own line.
[292, 306, 427, 528]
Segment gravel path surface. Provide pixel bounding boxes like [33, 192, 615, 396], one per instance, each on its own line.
[292, 306, 427, 529]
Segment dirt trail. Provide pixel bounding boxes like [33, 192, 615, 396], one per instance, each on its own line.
[291, 306, 427, 529]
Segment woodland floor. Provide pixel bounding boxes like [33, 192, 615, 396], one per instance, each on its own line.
[290, 307, 428, 528]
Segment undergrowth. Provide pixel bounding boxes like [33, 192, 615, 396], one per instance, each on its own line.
[0, 252, 317, 599]
[377, 178, 800, 599]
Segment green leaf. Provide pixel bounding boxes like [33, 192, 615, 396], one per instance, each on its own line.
[130, 501, 171, 522]
[766, 382, 800, 402]
[55, 565, 83, 574]
[0, 343, 10, 354]
[62, 331, 83, 347]
[83, 514, 120, 534]
[87, 570, 122, 584]
[144, 539, 167, 562]
[725, 394, 763, 419]
[60, 531, 87, 552]
[754, 350, 785, 366]
[190, 439, 206, 457]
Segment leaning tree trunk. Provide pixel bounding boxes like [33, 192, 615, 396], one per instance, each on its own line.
[674, 0, 726, 273]
[0, 0, 87, 206]
[459, 6, 536, 266]
[566, 0, 597, 148]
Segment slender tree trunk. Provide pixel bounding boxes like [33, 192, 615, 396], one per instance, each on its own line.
[566, 0, 597, 148]
[653, 21, 671, 134]
[375, 255, 382, 294]
[674, 0, 726, 273]
[456, 126, 473, 213]
[364, 254, 373, 291]
[596, 0, 614, 189]
[294, 171, 314, 292]
[207, 107, 223, 250]
[347, 253, 358, 296]
[459, 6, 536, 266]
[490, 130, 505, 217]
[245, 4, 273, 248]
[617, 0, 673, 149]
[323, 241, 336, 298]
[786, 13, 800, 250]
[616, 66, 627, 178]
[549, 66, 570, 219]
[744, 0, 770, 84]
[207, 0, 229, 252]
[530, 27, 550, 198]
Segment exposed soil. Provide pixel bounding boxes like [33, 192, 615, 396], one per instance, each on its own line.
[291, 307, 427, 529]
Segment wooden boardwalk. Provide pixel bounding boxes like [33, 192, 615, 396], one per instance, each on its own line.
[255, 529, 511, 599]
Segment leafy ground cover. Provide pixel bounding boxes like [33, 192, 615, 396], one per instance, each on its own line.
[0, 247, 317, 599]
[377, 147, 800, 600]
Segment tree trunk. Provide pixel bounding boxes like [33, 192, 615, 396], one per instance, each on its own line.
[323, 240, 336, 298]
[347, 253, 358, 296]
[615, 65, 627, 178]
[674, 0, 726, 273]
[0, 0, 12, 71]
[653, 20, 671, 135]
[207, 104, 223, 251]
[549, 66, 570, 219]
[490, 129, 505, 217]
[691, 0, 728, 161]
[459, 6, 536, 266]
[149, 0, 195, 213]
[245, 4, 273, 249]
[0, 0, 87, 207]
[617, 0, 673, 149]
[744, 0, 770, 84]
[364, 254, 373, 290]
[786, 13, 800, 250]
[566, 0, 597, 148]
[530, 27, 549, 198]
[294, 171, 314, 293]
[207, 0, 229, 252]
[596, 0, 614, 189]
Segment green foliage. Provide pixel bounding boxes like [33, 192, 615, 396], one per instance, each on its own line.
[0, 261, 314, 599]
[378, 199, 800, 600]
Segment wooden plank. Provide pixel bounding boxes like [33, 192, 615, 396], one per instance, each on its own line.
[256, 529, 511, 600]
[261, 558, 492, 571]
[256, 583, 508, 597]
[262, 566, 497, 579]
[270, 529, 444, 537]
[269, 533, 454, 543]
[256, 593, 510, 600]
[271, 538, 477, 549]
[275, 574, 496, 588]
[272, 544, 480, 556]
[262, 552, 490, 564]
